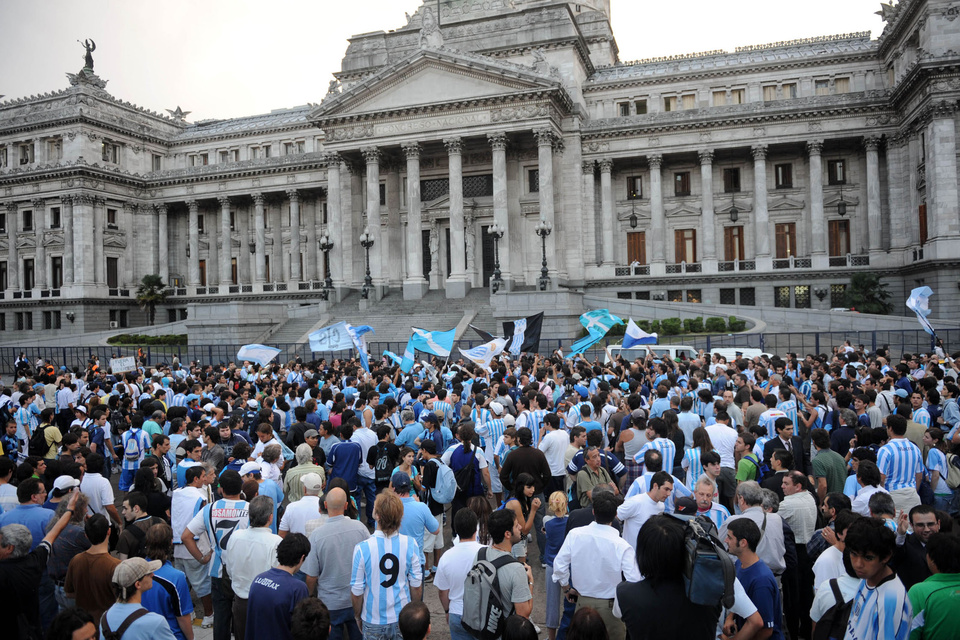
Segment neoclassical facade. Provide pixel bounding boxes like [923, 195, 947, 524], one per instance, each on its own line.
[0, 0, 958, 338]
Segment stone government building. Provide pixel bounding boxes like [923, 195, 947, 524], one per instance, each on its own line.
[0, 0, 957, 340]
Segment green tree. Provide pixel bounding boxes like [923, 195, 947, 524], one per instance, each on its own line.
[135, 274, 167, 326]
[844, 273, 892, 315]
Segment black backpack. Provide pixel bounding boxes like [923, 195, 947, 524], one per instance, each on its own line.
[373, 443, 393, 485]
[812, 579, 852, 640]
[101, 608, 149, 640]
[683, 516, 736, 609]
[27, 424, 52, 457]
[125, 521, 149, 559]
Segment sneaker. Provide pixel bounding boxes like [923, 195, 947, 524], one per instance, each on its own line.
[541, 562, 547, 568]
[201, 615, 214, 629]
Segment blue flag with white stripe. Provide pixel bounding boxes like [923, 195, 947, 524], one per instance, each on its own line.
[906, 286, 937, 337]
[308, 321, 356, 352]
[399, 338, 416, 374]
[383, 350, 403, 367]
[347, 324, 374, 373]
[569, 309, 623, 355]
[409, 327, 456, 357]
[623, 318, 658, 348]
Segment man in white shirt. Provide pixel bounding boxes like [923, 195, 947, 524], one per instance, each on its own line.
[434, 508, 485, 640]
[78, 452, 122, 528]
[172, 465, 213, 626]
[553, 491, 642, 640]
[850, 460, 889, 517]
[222, 494, 281, 640]
[350, 416, 379, 524]
[705, 412, 739, 511]
[617, 470, 672, 551]
[538, 413, 569, 495]
[279, 473, 327, 538]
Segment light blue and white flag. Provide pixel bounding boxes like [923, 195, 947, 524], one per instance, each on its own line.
[409, 327, 456, 358]
[623, 319, 658, 348]
[906, 286, 937, 336]
[569, 309, 624, 356]
[347, 324, 375, 372]
[459, 337, 508, 371]
[400, 338, 416, 374]
[308, 321, 355, 352]
[236, 344, 281, 366]
[383, 350, 403, 367]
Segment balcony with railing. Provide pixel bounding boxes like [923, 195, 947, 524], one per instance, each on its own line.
[773, 257, 813, 270]
[615, 265, 651, 277]
[829, 254, 870, 268]
[718, 260, 756, 272]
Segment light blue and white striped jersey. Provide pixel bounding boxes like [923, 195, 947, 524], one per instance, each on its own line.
[169, 393, 188, 408]
[350, 530, 422, 626]
[433, 401, 453, 427]
[757, 410, 787, 437]
[777, 400, 799, 435]
[877, 439, 924, 491]
[471, 406, 492, 447]
[566, 401, 590, 428]
[635, 437, 677, 474]
[700, 503, 731, 530]
[527, 409, 547, 446]
[120, 428, 152, 471]
[753, 436, 773, 458]
[911, 408, 931, 428]
[683, 447, 706, 490]
[476, 418, 507, 462]
[845, 575, 911, 640]
[925, 448, 950, 495]
[14, 406, 34, 441]
[493, 438, 515, 464]
[190, 498, 249, 578]
[799, 380, 812, 401]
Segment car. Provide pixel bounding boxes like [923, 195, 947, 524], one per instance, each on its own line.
[709, 348, 774, 362]
[604, 344, 698, 363]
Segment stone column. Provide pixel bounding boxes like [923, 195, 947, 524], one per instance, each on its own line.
[402, 142, 428, 299]
[156, 203, 169, 286]
[287, 190, 301, 281]
[93, 197, 105, 285]
[699, 151, 717, 267]
[72, 195, 93, 285]
[122, 202, 135, 287]
[218, 197, 231, 286]
[752, 145, 771, 266]
[886, 136, 908, 251]
[649, 154, 665, 267]
[187, 200, 200, 286]
[488, 133, 512, 285]
[32, 199, 46, 290]
[62, 196, 74, 285]
[807, 141, 826, 267]
[928, 104, 960, 259]
[5, 203, 17, 290]
[252, 193, 266, 283]
[599, 159, 614, 265]
[534, 126, 557, 231]
[385, 160, 402, 285]
[582, 161, 598, 266]
[304, 195, 318, 282]
[324, 155, 345, 287]
[865, 137, 882, 254]
[443, 137, 469, 297]
[361, 146, 383, 286]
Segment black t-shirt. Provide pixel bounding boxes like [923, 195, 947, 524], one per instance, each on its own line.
[617, 578, 720, 640]
[0, 541, 50, 640]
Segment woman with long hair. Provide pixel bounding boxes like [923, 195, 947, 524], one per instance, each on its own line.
[393, 446, 422, 493]
[134, 466, 171, 521]
[543, 491, 569, 640]
[464, 495, 492, 546]
[504, 472, 540, 563]
[681, 427, 715, 490]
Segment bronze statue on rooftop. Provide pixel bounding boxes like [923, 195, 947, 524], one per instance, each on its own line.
[79, 38, 96, 71]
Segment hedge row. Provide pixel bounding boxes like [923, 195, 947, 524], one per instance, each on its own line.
[106, 334, 188, 346]
[636, 316, 747, 336]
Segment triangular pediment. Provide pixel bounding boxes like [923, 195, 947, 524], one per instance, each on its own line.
[666, 204, 702, 217]
[313, 48, 564, 121]
[769, 195, 806, 210]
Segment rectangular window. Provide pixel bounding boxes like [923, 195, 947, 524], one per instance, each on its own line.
[379, 183, 386, 207]
[775, 164, 793, 189]
[529, 169, 540, 193]
[918, 204, 928, 245]
[120, 310, 128, 329]
[19, 143, 34, 165]
[762, 85, 778, 101]
[829, 220, 850, 256]
[635, 99, 647, 115]
[220, 150, 230, 163]
[636, 291, 650, 300]
[674, 172, 691, 197]
[775, 223, 797, 258]
[152, 154, 162, 171]
[675, 228, 697, 263]
[101, 142, 120, 164]
[107, 208, 118, 227]
[618, 102, 630, 117]
[262, 145, 271, 158]
[687, 289, 702, 303]
[43, 311, 52, 330]
[46, 139, 62, 161]
[22, 259, 34, 289]
[794, 285, 811, 309]
[200, 153, 209, 165]
[720, 288, 736, 305]
[775, 286, 791, 308]
[627, 232, 646, 265]
[22, 210, 33, 232]
[627, 176, 642, 200]
[229, 211, 236, 231]
[664, 96, 677, 112]
[231, 257, 238, 285]
[0, 146, 7, 168]
[815, 80, 830, 96]
[264, 256, 270, 282]
[724, 226, 744, 261]
[712, 91, 726, 106]
[0, 262, 6, 290]
[106, 257, 118, 289]
[0, 314, 4, 331]
[830, 284, 847, 308]
[0, 213, 5, 233]
[729, 89, 745, 104]
[16, 312, 23, 330]
[668, 290, 683, 302]
[283, 142, 295, 155]
[681, 94, 696, 110]
[199, 259, 207, 285]
[50, 256, 63, 288]
[740, 288, 755, 306]
[834, 78, 850, 94]
[197, 214, 205, 233]
[782, 83, 798, 99]
[723, 168, 741, 193]
[827, 160, 846, 185]
[50, 207, 61, 228]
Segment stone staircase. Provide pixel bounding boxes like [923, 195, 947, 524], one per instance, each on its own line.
[268, 316, 325, 344]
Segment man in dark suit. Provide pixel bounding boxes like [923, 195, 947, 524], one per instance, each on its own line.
[761, 449, 793, 500]
[763, 417, 810, 475]
[893, 504, 940, 590]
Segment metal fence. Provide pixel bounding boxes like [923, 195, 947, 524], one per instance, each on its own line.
[1, 328, 953, 377]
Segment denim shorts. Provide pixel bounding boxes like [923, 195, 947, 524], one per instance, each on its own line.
[361, 621, 400, 640]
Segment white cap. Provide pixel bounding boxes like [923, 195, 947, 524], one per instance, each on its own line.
[203, 403, 216, 412]
[489, 401, 504, 416]
[53, 476, 80, 492]
[239, 461, 262, 476]
[300, 472, 324, 491]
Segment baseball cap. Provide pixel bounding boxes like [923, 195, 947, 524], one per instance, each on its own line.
[489, 401, 504, 416]
[300, 472, 324, 491]
[53, 476, 80, 492]
[203, 403, 216, 412]
[422, 412, 438, 424]
[247, 399, 259, 409]
[574, 384, 590, 398]
[112, 558, 162, 588]
[391, 471, 412, 493]
[75, 406, 87, 414]
[420, 439, 437, 454]
[239, 461, 262, 476]
[303, 429, 319, 439]
[893, 389, 908, 398]
[671, 496, 699, 521]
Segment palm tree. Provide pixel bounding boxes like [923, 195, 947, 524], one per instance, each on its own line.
[136, 274, 167, 325]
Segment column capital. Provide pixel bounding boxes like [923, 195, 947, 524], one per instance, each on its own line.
[323, 152, 341, 167]
[4, 201, 17, 213]
[360, 146, 381, 165]
[217, 196, 231, 209]
[598, 158, 614, 173]
[154, 202, 168, 214]
[251, 192, 265, 207]
[533, 128, 555, 147]
[286, 189, 301, 203]
[186, 199, 199, 212]
[647, 154, 663, 169]
[73, 194, 94, 206]
[698, 150, 714, 165]
[806, 140, 824, 156]
[751, 145, 768, 161]
[864, 136, 881, 151]
[487, 132, 508, 151]
[581, 160, 596, 175]
[59, 195, 74, 206]
[31, 198, 45, 209]
[122, 201, 138, 213]
[92, 196, 106, 207]
[443, 137, 463, 155]
[401, 142, 421, 160]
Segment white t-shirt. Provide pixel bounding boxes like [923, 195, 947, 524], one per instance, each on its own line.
[713, 577, 761, 638]
[251, 437, 280, 460]
[538, 429, 569, 476]
[704, 423, 738, 468]
[278, 495, 327, 537]
[812, 545, 846, 591]
[433, 540, 484, 616]
[441, 445, 489, 469]
[616, 493, 664, 551]
[80, 472, 115, 518]
[851, 484, 888, 517]
[809, 575, 860, 622]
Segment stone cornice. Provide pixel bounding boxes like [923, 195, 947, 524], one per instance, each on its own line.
[877, 0, 924, 57]
[887, 57, 960, 112]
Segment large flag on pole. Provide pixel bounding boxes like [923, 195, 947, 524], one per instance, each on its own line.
[400, 338, 416, 374]
[346, 324, 374, 373]
[503, 312, 544, 355]
[308, 322, 356, 352]
[459, 337, 508, 371]
[236, 344, 281, 366]
[906, 286, 938, 337]
[569, 309, 624, 356]
[622, 319, 658, 348]
[409, 327, 456, 358]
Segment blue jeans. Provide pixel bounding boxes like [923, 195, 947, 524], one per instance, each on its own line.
[356, 475, 377, 524]
[449, 613, 474, 640]
[119, 468, 137, 491]
[361, 621, 399, 640]
[556, 592, 576, 640]
[328, 606, 362, 640]
[39, 573, 57, 632]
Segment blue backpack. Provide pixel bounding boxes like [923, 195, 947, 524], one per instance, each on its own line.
[428, 458, 457, 504]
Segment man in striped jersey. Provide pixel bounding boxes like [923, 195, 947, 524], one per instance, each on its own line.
[514, 394, 547, 448]
[476, 402, 508, 502]
[909, 391, 931, 429]
[843, 517, 912, 640]
[633, 418, 676, 475]
[564, 385, 591, 429]
[877, 414, 924, 516]
[777, 387, 799, 436]
[351, 491, 422, 639]
[432, 389, 453, 429]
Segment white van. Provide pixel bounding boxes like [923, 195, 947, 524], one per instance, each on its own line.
[604, 344, 699, 363]
[709, 348, 773, 362]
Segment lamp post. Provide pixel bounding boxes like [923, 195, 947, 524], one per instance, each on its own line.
[837, 182, 847, 217]
[488, 222, 504, 293]
[535, 218, 552, 291]
[729, 192, 739, 223]
[318, 232, 334, 300]
[629, 199, 638, 229]
[360, 226, 374, 299]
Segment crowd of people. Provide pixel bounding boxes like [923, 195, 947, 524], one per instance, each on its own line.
[0, 340, 959, 640]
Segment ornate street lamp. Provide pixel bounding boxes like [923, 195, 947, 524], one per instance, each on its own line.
[837, 182, 847, 217]
[814, 287, 828, 302]
[535, 218, 552, 291]
[359, 226, 374, 299]
[729, 192, 739, 223]
[629, 199, 638, 229]
[318, 232, 334, 300]
[487, 222, 504, 293]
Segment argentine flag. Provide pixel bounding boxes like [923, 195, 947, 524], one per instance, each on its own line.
[409, 327, 456, 357]
[906, 286, 937, 336]
[399, 338, 416, 374]
[623, 319, 658, 348]
[347, 324, 374, 372]
[569, 309, 624, 355]
[236, 344, 281, 366]
[383, 350, 403, 367]
[308, 321, 356, 352]
[459, 337, 508, 371]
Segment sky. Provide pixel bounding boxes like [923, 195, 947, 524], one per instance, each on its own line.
[0, 0, 886, 122]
